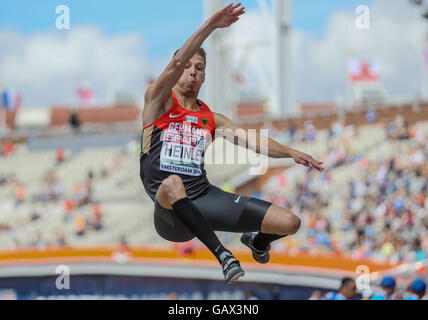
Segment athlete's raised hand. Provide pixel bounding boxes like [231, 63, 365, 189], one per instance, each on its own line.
[292, 151, 325, 172]
[208, 3, 245, 29]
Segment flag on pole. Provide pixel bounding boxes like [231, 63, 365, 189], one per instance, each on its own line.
[348, 59, 380, 82]
[2, 89, 14, 110]
[76, 88, 94, 101]
[1, 89, 22, 112]
[76, 86, 95, 105]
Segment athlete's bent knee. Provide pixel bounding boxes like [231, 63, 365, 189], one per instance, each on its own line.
[168, 175, 182, 184]
[160, 175, 186, 204]
[161, 175, 182, 190]
[165, 175, 182, 184]
[278, 215, 301, 236]
[288, 215, 301, 235]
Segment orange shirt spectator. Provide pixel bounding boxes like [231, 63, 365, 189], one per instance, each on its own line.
[73, 213, 87, 236]
[63, 199, 75, 218]
[415, 193, 424, 207]
[307, 213, 317, 229]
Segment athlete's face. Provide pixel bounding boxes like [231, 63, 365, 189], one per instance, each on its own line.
[177, 54, 206, 95]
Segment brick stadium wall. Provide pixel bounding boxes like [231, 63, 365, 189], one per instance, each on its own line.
[50, 106, 141, 127]
[241, 103, 428, 132]
[50, 107, 71, 127]
[4, 103, 428, 134]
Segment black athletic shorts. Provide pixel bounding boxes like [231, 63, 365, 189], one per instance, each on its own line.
[153, 184, 273, 243]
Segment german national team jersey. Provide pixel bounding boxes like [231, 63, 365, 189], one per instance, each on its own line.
[140, 90, 216, 202]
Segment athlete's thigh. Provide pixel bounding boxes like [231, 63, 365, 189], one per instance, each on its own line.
[193, 185, 272, 233]
[260, 204, 301, 235]
[153, 194, 195, 243]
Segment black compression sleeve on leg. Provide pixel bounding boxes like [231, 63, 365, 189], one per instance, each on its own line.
[172, 197, 227, 264]
[253, 233, 287, 251]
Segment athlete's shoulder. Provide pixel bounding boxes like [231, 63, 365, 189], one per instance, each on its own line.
[143, 94, 175, 129]
[212, 112, 240, 131]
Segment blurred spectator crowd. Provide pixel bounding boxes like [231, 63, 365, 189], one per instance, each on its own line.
[257, 115, 428, 264]
[309, 275, 427, 300]
[0, 137, 141, 247]
[1, 111, 428, 271]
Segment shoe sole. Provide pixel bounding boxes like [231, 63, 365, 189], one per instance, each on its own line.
[252, 252, 269, 264]
[226, 270, 245, 285]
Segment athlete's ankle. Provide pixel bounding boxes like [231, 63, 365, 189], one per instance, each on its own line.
[216, 246, 233, 264]
[253, 233, 286, 252]
[252, 236, 269, 251]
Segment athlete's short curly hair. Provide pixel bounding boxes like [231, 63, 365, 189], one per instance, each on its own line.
[174, 47, 207, 65]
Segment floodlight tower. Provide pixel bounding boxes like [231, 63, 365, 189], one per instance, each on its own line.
[204, 0, 229, 117]
[273, 0, 295, 118]
[204, 0, 295, 119]
[409, 0, 428, 108]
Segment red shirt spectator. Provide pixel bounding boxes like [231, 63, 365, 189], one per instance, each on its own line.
[92, 203, 103, 219]
[2, 141, 14, 156]
[63, 199, 75, 220]
[56, 148, 65, 163]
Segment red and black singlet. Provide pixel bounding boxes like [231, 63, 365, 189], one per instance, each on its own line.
[140, 90, 216, 201]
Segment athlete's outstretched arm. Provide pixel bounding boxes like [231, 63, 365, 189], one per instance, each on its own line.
[214, 113, 324, 172]
[144, 3, 245, 109]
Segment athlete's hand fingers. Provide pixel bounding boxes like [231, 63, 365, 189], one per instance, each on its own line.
[295, 153, 324, 172]
[211, 3, 244, 28]
[307, 157, 325, 172]
[304, 154, 322, 165]
[310, 162, 324, 172]
[226, 8, 244, 26]
[233, 7, 246, 17]
[230, 3, 242, 11]
[222, 3, 234, 12]
[296, 158, 309, 167]
[225, 3, 245, 17]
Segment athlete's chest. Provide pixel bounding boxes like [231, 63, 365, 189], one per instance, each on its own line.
[157, 108, 214, 134]
[157, 121, 210, 176]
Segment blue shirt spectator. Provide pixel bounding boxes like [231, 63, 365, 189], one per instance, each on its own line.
[404, 278, 426, 300]
[371, 276, 396, 300]
[326, 278, 357, 300]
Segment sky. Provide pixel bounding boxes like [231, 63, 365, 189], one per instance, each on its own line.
[1, 0, 427, 108]
[0, 0, 373, 60]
